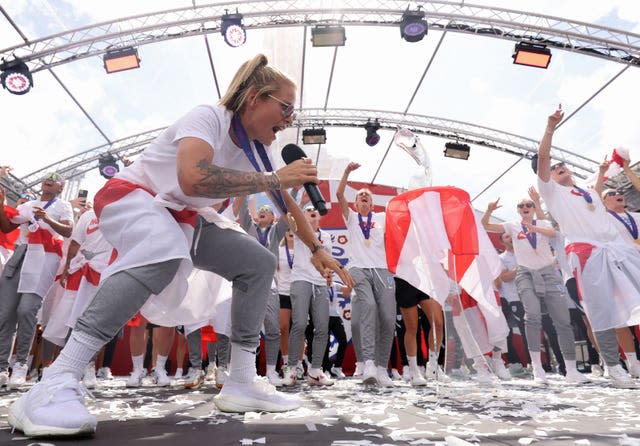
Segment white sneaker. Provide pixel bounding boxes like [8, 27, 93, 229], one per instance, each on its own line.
[362, 360, 377, 386]
[448, 368, 468, 380]
[215, 366, 228, 389]
[82, 364, 97, 389]
[183, 369, 205, 389]
[508, 363, 529, 378]
[532, 366, 548, 385]
[401, 367, 411, 382]
[390, 368, 402, 381]
[126, 368, 146, 388]
[307, 369, 334, 386]
[152, 368, 171, 387]
[425, 361, 450, 382]
[492, 356, 511, 381]
[376, 367, 395, 388]
[474, 361, 495, 385]
[565, 368, 588, 384]
[280, 365, 296, 387]
[214, 376, 301, 413]
[8, 372, 96, 437]
[96, 367, 113, 380]
[331, 366, 346, 379]
[267, 370, 284, 386]
[607, 364, 636, 389]
[409, 368, 428, 387]
[590, 363, 604, 377]
[205, 364, 217, 382]
[627, 362, 640, 379]
[173, 367, 183, 379]
[352, 362, 364, 378]
[8, 362, 28, 388]
[0, 370, 9, 387]
[295, 364, 305, 380]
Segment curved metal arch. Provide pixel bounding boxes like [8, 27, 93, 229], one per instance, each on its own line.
[2, 0, 639, 73]
[18, 108, 598, 191]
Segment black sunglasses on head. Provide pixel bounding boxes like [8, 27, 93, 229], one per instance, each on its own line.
[517, 203, 535, 209]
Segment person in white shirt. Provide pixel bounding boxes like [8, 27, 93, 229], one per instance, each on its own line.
[277, 230, 295, 376]
[9, 54, 353, 438]
[0, 173, 73, 388]
[536, 105, 640, 388]
[336, 162, 396, 387]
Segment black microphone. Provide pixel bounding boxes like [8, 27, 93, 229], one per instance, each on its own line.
[281, 143, 328, 215]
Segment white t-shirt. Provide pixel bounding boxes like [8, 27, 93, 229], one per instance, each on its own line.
[69, 210, 112, 273]
[117, 104, 282, 210]
[498, 250, 519, 302]
[608, 210, 640, 246]
[291, 229, 333, 286]
[537, 178, 620, 243]
[345, 208, 387, 269]
[503, 220, 555, 270]
[277, 243, 294, 295]
[12, 198, 74, 243]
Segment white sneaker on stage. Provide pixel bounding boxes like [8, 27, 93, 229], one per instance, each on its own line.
[409, 367, 428, 387]
[280, 365, 296, 387]
[96, 367, 113, 380]
[565, 368, 588, 384]
[532, 366, 549, 385]
[8, 371, 96, 437]
[205, 364, 217, 382]
[152, 368, 171, 387]
[608, 365, 636, 389]
[183, 369, 205, 389]
[126, 368, 146, 388]
[267, 370, 284, 386]
[331, 366, 346, 379]
[215, 366, 228, 389]
[492, 357, 511, 381]
[82, 364, 97, 389]
[627, 362, 640, 379]
[352, 362, 364, 378]
[0, 370, 9, 387]
[590, 363, 604, 377]
[362, 360, 377, 386]
[214, 376, 301, 413]
[390, 368, 402, 381]
[8, 362, 28, 389]
[307, 369, 334, 386]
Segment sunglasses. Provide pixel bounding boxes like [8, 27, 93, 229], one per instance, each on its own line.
[550, 163, 566, 172]
[604, 191, 622, 198]
[44, 172, 63, 182]
[258, 205, 273, 213]
[267, 94, 295, 118]
[305, 207, 317, 213]
[517, 203, 535, 209]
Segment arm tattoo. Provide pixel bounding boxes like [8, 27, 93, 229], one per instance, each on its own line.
[192, 160, 279, 198]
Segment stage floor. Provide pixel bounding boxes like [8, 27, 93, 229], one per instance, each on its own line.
[1, 373, 639, 445]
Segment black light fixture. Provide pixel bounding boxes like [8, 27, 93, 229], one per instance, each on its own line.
[98, 154, 120, 179]
[221, 11, 246, 47]
[364, 120, 381, 147]
[311, 26, 346, 47]
[512, 42, 552, 69]
[103, 47, 141, 74]
[444, 142, 471, 160]
[400, 6, 427, 42]
[302, 128, 327, 144]
[0, 58, 33, 95]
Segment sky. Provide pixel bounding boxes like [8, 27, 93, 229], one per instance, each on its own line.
[0, 0, 639, 221]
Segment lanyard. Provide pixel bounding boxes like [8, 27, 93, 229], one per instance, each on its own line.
[572, 185, 593, 204]
[285, 242, 294, 269]
[608, 210, 639, 239]
[231, 114, 287, 214]
[256, 226, 272, 247]
[358, 212, 373, 240]
[520, 220, 537, 250]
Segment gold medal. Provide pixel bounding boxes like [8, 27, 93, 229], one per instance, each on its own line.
[635, 238, 640, 245]
[587, 203, 596, 212]
[364, 239, 371, 247]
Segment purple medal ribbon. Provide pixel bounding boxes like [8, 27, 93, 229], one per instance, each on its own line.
[608, 210, 639, 240]
[285, 243, 294, 269]
[521, 219, 537, 250]
[256, 226, 271, 247]
[572, 185, 593, 204]
[231, 114, 287, 214]
[358, 212, 373, 240]
[328, 286, 335, 303]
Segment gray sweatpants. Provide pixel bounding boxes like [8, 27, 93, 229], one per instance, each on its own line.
[75, 219, 276, 354]
[0, 245, 45, 370]
[186, 329, 230, 369]
[287, 280, 329, 369]
[263, 288, 280, 366]
[350, 267, 396, 367]
[515, 264, 576, 360]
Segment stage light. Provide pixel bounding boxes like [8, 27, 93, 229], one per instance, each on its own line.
[98, 154, 120, 179]
[221, 11, 246, 47]
[512, 42, 552, 69]
[302, 128, 327, 144]
[444, 142, 471, 160]
[364, 120, 381, 147]
[400, 7, 427, 42]
[0, 58, 33, 95]
[311, 26, 346, 47]
[103, 47, 140, 74]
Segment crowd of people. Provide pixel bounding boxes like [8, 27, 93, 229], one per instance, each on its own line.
[0, 55, 639, 439]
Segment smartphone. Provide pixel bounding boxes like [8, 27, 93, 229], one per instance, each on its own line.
[78, 189, 88, 199]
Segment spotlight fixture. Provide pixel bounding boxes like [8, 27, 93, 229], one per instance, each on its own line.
[221, 11, 246, 47]
[103, 47, 141, 74]
[0, 58, 33, 95]
[400, 7, 428, 42]
[512, 42, 552, 69]
[302, 128, 327, 144]
[364, 120, 381, 147]
[98, 154, 120, 179]
[311, 26, 346, 47]
[444, 142, 471, 160]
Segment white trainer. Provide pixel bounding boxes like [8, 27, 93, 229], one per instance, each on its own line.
[8, 362, 28, 389]
[214, 376, 301, 413]
[126, 368, 146, 388]
[307, 369, 334, 386]
[82, 364, 97, 389]
[402, 367, 411, 382]
[565, 368, 588, 383]
[608, 364, 636, 389]
[474, 361, 495, 385]
[173, 367, 183, 379]
[492, 357, 511, 381]
[426, 361, 451, 382]
[96, 367, 113, 380]
[590, 363, 604, 377]
[627, 362, 640, 379]
[8, 372, 97, 437]
[280, 365, 296, 387]
[362, 360, 377, 386]
[0, 370, 9, 387]
[152, 368, 171, 387]
[410, 367, 428, 387]
[352, 362, 364, 378]
[267, 370, 284, 386]
[532, 366, 548, 385]
[205, 364, 217, 382]
[215, 366, 228, 389]
[390, 368, 402, 381]
[295, 364, 305, 380]
[331, 366, 346, 379]
[183, 369, 205, 389]
[376, 367, 395, 388]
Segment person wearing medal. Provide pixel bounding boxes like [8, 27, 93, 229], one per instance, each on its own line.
[336, 162, 396, 387]
[8, 54, 354, 437]
[0, 173, 74, 389]
[536, 105, 640, 388]
[482, 194, 586, 384]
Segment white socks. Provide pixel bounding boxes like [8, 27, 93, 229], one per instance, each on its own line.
[46, 331, 105, 380]
[229, 343, 257, 383]
[156, 354, 167, 371]
[131, 354, 144, 372]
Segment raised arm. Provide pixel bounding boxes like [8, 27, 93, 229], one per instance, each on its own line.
[623, 159, 640, 192]
[528, 186, 546, 220]
[336, 162, 360, 222]
[594, 156, 611, 194]
[481, 199, 506, 233]
[537, 106, 564, 182]
[0, 188, 19, 233]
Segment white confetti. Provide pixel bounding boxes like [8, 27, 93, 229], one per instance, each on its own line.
[444, 435, 475, 445]
[518, 438, 535, 445]
[306, 422, 317, 431]
[574, 440, 590, 445]
[240, 437, 266, 445]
